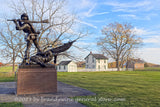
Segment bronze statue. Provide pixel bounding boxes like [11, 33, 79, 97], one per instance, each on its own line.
[30, 41, 75, 67]
[8, 13, 75, 67]
[11, 13, 44, 64]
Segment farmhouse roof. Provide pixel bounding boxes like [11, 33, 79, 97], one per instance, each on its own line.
[58, 61, 72, 65]
[85, 52, 108, 59]
[132, 58, 145, 63]
[92, 54, 108, 59]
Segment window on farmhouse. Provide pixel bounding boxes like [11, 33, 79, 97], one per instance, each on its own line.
[64, 66, 65, 70]
[104, 60, 106, 63]
[98, 59, 100, 63]
[104, 65, 106, 69]
[98, 65, 100, 69]
[59, 66, 61, 70]
[86, 65, 88, 68]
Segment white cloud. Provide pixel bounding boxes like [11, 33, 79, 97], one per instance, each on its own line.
[102, 1, 160, 21]
[75, 41, 96, 46]
[87, 11, 109, 17]
[81, 3, 96, 17]
[78, 0, 95, 10]
[132, 27, 160, 36]
[143, 36, 160, 44]
[75, 19, 97, 29]
[136, 48, 160, 64]
[104, 1, 152, 12]
[81, 3, 109, 18]
[119, 13, 158, 21]
[105, 1, 150, 8]
[94, 12, 109, 16]
[132, 27, 148, 36]
[67, 0, 96, 11]
[118, 14, 137, 19]
[79, 3, 109, 18]
[132, 27, 160, 44]
[104, 0, 160, 15]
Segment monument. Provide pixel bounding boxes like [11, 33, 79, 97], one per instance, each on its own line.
[8, 13, 75, 95]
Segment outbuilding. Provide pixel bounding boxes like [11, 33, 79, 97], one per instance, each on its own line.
[57, 61, 77, 72]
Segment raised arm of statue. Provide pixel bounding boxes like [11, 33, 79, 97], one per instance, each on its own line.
[18, 20, 23, 26]
[11, 20, 26, 30]
[16, 23, 30, 30]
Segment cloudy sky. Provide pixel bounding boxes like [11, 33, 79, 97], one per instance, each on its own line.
[0, 0, 160, 64]
[67, 0, 160, 64]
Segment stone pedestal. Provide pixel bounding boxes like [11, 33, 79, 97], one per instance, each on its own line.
[17, 64, 57, 95]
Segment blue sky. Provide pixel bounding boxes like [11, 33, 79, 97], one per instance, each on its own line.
[0, 0, 160, 64]
[67, 0, 160, 64]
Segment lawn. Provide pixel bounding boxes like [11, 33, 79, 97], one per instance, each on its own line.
[136, 67, 160, 71]
[0, 102, 23, 107]
[57, 71, 160, 107]
[0, 66, 21, 106]
[0, 66, 17, 72]
[0, 72, 15, 82]
[0, 66, 16, 82]
[0, 66, 160, 106]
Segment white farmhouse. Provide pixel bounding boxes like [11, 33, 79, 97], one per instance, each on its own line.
[85, 52, 108, 71]
[57, 61, 77, 72]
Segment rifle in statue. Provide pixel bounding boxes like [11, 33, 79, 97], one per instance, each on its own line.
[7, 19, 49, 23]
[8, 13, 75, 67]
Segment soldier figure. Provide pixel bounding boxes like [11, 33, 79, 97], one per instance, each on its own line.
[10, 13, 74, 67]
[13, 13, 42, 64]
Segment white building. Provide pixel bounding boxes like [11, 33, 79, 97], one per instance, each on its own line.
[57, 61, 77, 72]
[85, 52, 108, 71]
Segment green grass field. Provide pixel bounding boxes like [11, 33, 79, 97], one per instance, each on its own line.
[0, 72, 15, 82]
[0, 66, 160, 106]
[0, 102, 23, 107]
[0, 66, 18, 72]
[136, 67, 160, 71]
[0, 66, 22, 106]
[0, 66, 17, 82]
[57, 71, 160, 107]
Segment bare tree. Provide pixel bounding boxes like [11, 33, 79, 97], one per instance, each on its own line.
[0, 21, 25, 72]
[0, 0, 88, 71]
[10, 0, 82, 50]
[97, 22, 142, 71]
